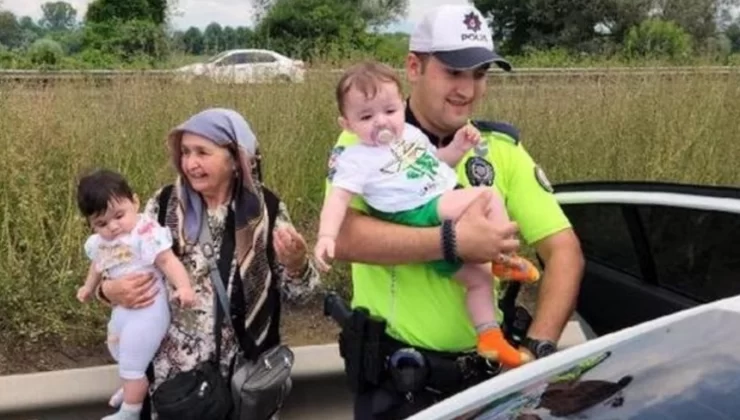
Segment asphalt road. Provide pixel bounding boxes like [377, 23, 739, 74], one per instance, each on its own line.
[5, 374, 353, 420]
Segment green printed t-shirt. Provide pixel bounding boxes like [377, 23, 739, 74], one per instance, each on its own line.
[323, 124, 572, 353]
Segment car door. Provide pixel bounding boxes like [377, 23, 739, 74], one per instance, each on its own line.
[212, 52, 251, 83]
[546, 181, 740, 337]
[249, 52, 279, 82]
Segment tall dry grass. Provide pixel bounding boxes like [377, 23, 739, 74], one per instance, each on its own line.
[1, 70, 739, 347]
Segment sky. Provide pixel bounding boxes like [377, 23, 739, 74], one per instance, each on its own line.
[3, 0, 471, 32]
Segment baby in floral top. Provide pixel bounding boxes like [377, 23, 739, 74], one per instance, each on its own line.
[76, 169, 195, 420]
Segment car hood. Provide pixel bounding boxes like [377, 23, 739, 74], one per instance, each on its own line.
[177, 63, 209, 74]
[409, 294, 740, 419]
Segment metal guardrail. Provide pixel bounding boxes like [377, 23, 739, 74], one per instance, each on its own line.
[0, 65, 736, 81]
[0, 320, 594, 419]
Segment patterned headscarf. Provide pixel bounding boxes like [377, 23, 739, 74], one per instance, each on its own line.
[166, 108, 271, 332]
[167, 107, 263, 243]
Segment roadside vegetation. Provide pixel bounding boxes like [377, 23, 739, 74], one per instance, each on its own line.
[2, 70, 739, 351]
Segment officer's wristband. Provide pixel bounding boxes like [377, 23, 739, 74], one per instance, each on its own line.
[441, 219, 461, 264]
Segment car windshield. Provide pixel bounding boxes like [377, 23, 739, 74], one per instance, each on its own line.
[445, 307, 740, 419]
[206, 51, 230, 63]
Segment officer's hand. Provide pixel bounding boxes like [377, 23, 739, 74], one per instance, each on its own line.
[455, 193, 520, 263]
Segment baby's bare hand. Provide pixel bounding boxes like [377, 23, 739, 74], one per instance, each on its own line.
[77, 286, 92, 303]
[313, 236, 335, 273]
[465, 126, 481, 145]
[451, 124, 481, 151]
[174, 286, 195, 308]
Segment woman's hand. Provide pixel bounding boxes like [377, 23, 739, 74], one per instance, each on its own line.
[273, 225, 309, 277]
[101, 272, 158, 309]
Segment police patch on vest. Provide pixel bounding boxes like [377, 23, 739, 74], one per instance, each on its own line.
[465, 156, 494, 186]
[534, 165, 554, 193]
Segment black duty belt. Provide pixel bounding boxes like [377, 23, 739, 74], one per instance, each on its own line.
[378, 333, 502, 396]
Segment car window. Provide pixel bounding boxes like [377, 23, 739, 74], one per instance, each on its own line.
[217, 53, 249, 65]
[560, 203, 642, 278]
[215, 54, 236, 66]
[207, 51, 229, 63]
[639, 206, 740, 302]
[231, 53, 250, 64]
[252, 52, 277, 63]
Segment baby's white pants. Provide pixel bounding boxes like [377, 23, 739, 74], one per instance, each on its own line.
[106, 278, 171, 380]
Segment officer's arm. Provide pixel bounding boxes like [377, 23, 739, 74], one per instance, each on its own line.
[504, 144, 585, 343]
[332, 209, 445, 264]
[529, 227, 584, 342]
[331, 190, 515, 265]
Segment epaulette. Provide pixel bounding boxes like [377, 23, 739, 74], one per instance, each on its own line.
[471, 120, 520, 145]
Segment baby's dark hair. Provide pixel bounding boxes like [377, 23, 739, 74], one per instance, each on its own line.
[76, 168, 135, 218]
[335, 60, 403, 116]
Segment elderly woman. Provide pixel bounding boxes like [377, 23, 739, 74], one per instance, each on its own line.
[95, 108, 320, 419]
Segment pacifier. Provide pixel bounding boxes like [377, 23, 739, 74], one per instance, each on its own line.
[375, 127, 396, 144]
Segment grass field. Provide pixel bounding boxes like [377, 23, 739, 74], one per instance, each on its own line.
[1, 69, 740, 363]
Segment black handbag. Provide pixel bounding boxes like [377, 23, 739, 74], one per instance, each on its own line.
[151, 217, 235, 420]
[150, 358, 232, 420]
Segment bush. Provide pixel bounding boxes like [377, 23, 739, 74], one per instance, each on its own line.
[624, 19, 693, 61]
[28, 38, 65, 68]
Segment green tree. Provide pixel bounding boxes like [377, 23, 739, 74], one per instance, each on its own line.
[86, 0, 153, 24]
[256, 0, 371, 60]
[599, 0, 655, 43]
[181, 26, 203, 54]
[474, 0, 739, 54]
[83, 0, 169, 62]
[202, 22, 223, 53]
[474, 0, 615, 53]
[222, 26, 237, 49]
[18, 15, 43, 47]
[725, 21, 740, 52]
[148, 0, 167, 25]
[0, 10, 21, 49]
[40, 1, 78, 32]
[252, 0, 275, 25]
[656, 0, 717, 45]
[235, 26, 253, 47]
[352, 0, 409, 29]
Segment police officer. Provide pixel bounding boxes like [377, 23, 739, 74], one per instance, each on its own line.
[324, 4, 585, 419]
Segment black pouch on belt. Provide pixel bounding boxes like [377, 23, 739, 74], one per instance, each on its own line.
[388, 348, 429, 393]
[421, 353, 466, 394]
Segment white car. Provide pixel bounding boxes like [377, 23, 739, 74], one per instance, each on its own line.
[176, 49, 306, 84]
[409, 181, 740, 420]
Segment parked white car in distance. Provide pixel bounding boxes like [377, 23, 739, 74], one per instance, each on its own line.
[176, 49, 306, 84]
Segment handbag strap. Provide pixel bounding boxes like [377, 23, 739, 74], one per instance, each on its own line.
[198, 214, 232, 364]
[199, 200, 268, 360]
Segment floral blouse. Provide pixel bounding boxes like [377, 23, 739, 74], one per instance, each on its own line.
[137, 187, 320, 419]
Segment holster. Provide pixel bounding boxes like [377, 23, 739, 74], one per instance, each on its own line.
[329, 292, 533, 400]
[336, 307, 387, 394]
